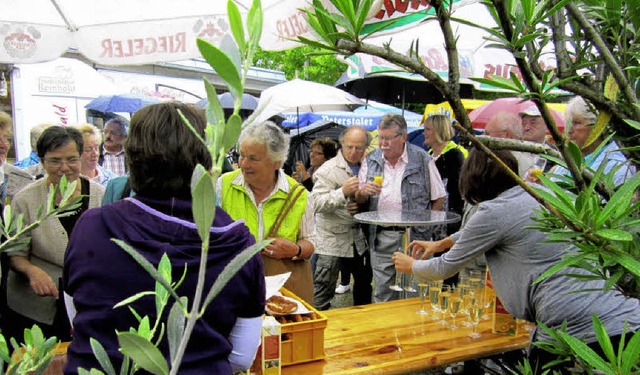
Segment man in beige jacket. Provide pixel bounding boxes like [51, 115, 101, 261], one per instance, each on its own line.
[311, 126, 372, 310]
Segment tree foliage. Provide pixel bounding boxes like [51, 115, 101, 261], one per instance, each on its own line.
[253, 46, 346, 85]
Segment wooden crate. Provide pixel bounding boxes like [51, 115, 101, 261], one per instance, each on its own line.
[279, 288, 327, 366]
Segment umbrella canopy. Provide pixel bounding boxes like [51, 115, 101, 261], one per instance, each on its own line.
[251, 79, 365, 124]
[196, 92, 259, 110]
[335, 70, 469, 106]
[0, 0, 367, 65]
[468, 98, 566, 131]
[281, 102, 423, 130]
[333, 2, 560, 96]
[85, 94, 163, 113]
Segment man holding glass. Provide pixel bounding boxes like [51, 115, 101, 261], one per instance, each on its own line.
[311, 126, 372, 310]
[356, 114, 445, 302]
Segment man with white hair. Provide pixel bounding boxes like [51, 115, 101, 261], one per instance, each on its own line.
[356, 114, 446, 303]
[484, 111, 535, 176]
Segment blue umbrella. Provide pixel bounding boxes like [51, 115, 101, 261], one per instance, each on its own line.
[196, 92, 259, 110]
[85, 94, 162, 113]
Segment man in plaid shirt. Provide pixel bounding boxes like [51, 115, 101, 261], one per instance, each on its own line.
[100, 118, 128, 176]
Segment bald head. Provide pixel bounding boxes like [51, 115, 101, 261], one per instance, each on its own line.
[340, 126, 370, 165]
[484, 112, 523, 140]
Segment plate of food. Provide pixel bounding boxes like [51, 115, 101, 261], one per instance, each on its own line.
[265, 294, 312, 316]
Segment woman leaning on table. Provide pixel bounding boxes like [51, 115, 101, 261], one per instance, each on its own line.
[217, 121, 316, 304]
[3, 126, 105, 342]
[63, 102, 265, 374]
[392, 149, 640, 369]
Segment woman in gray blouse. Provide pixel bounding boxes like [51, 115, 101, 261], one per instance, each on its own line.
[393, 149, 640, 369]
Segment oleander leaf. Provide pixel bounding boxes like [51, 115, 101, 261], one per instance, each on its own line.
[117, 333, 168, 375]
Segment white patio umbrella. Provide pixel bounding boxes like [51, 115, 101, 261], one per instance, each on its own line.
[0, 0, 348, 65]
[250, 79, 365, 125]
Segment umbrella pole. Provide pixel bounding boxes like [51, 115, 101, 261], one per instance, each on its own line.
[402, 81, 406, 115]
[297, 107, 300, 133]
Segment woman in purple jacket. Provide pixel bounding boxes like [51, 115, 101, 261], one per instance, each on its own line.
[63, 102, 265, 374]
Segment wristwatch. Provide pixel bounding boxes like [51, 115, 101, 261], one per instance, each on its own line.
[291, 244, 303, 261]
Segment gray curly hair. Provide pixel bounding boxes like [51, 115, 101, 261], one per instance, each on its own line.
[239, 121, 290, 167]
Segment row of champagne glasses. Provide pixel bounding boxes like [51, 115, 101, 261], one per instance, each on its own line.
[417, 277, 491, 338]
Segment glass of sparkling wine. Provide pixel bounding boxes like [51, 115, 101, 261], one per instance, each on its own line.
[429, 281, 442, 320]
[468, 302, 484, 338]
[448, 288, 462, 330]
[458, 283, 473, 327]
[438, 285, 452, 326]
[417, 283, 429, 315]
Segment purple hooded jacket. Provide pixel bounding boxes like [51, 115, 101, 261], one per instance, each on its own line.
[63, 196, 265, 374]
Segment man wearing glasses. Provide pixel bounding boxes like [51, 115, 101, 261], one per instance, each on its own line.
[100, 118, 128, 176]
[356, 114, 446, 302]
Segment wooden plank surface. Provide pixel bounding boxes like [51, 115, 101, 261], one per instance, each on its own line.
[283, 298, 532, 374]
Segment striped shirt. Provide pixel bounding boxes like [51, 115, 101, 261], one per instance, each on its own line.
[101, 147, 126, 176]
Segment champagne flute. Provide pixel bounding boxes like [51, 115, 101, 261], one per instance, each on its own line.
[438, 285, 452, 326]
[417, 283, 429, 315]
[457, 282, 473, 327]
[468, 302, 484, 338]
[428, 281, 442, 320]
[448, 288, 462, 330]
[468, 270, 483, 292]
[482, 293, 494, 321]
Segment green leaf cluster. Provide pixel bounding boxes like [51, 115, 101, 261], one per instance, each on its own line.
[0, 325, 57, 375]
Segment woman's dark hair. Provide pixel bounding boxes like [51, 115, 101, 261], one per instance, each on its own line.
[459, 149, 519, 205]
[126, 102, 212, 199]
[37, 126, 83, 158]
[310, 137, 338, 160]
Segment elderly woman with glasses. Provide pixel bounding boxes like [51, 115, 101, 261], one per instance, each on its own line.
[552, 96, 635, 186]
[75, 123, 115, 187]
[293, 137, 339, 191]
[3, 126, 105, 342]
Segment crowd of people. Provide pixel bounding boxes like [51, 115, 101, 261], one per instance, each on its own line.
[0, 94, 637, 373]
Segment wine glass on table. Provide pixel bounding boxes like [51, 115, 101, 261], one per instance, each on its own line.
[467, 300, 484, 339]
[457, 283, 473, 327]
[448, 287, 462, 330]
[417, 283, 429, 315]
[438, 284, 452, 326]
[428, 280, 443, 320]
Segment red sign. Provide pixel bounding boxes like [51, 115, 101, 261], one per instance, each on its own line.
[100, 33, 187, 58]
[53, 104, 69, 125]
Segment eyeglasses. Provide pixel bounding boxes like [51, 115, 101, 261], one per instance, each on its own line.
[83, 146, 100, 153]
[45, 157, 81, 168]
[310, 151, 324, 156]
[378, 133, 403, 142]
[571, 120, 593, 127]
